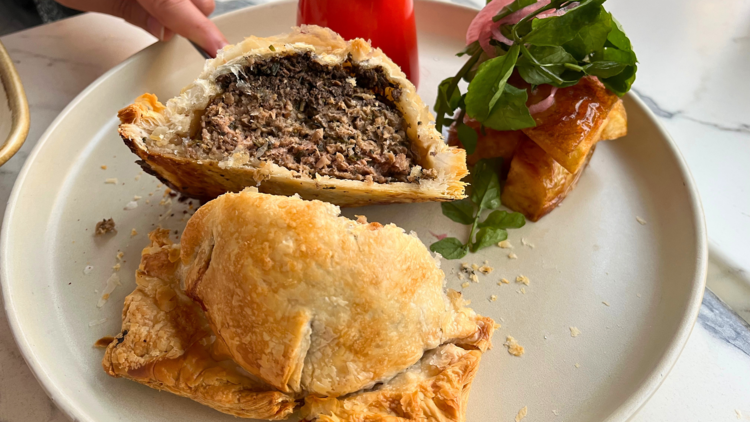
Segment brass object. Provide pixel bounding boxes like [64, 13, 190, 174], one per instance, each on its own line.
[0, 40, 30, 167]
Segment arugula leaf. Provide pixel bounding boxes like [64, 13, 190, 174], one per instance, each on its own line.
[525, 2, 607, 47]
[583, 61, 627, 78]
[517, 45, 577, 85]
[466, 46, 520, 121]
[457, 122, 479, 155]
[606, 16, 634, 54]
[478, 210, 527, 229]
[489, 45, 521, 111]
[481, 84, 536, 131]
[600, 63, 636, 96]
[470, 159, 502, 211]
[562, 9, 612, 59]
[434, 78, 462, 114]
[472, 227, 508, 252]
[430, 237, 468, 259]
[493, 0, 538, 22]
[441, 199, 475, 225]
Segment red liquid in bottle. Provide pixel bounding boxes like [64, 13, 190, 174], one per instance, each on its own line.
[297, 0, 420, 88]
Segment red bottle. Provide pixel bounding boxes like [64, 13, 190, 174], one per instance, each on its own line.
[297, 0, 420, 88]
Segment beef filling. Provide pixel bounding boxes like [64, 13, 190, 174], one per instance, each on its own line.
[194, 53, 436, 183]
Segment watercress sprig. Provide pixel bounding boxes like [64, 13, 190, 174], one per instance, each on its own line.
[430, 159, 525, 260]
[435, 0, 638, 138]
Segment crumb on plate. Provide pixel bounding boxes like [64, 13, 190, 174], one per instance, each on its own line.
[100, 165, 107, 170]
[499, 278, 510, 284]
[489, 295, 497, 302]
[498, 240, 513, 249]
[504, 336, 525, 357]
[570, 326, 581, 337]
[602, 301, 610, 306]
[478, 265, 493, 274]
[94, 218, 116, 235]
[461, 281, 470, 288]
[636, 216, 647, 225]
[516, 275, 530, 285]
[104, 178, 118, 184]
[131, 228, 138, 237]
[515, 406, 528, 422]
[508, 252, 518, 259]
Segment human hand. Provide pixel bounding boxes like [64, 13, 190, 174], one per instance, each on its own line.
[55, 0, 228, 57]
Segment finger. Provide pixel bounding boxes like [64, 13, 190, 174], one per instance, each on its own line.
[137, 0, 227, 56]
[189, 0, 215, 16]
[56, 0, 154, 36]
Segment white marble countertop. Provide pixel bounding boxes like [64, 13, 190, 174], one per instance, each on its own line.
[1, 1, 750, 421]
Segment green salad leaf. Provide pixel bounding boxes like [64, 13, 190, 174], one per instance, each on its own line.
[430, 159, 527, 259]
[434, 0, 638, 133]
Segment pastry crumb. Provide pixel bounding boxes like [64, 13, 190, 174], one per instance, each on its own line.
[499, 278, 510, 284]
[508, 252, 518, 259]
[478, 265, 493, 274]
[104, 178, 118, 184]
[471, 263, 479, 271]
[636, 216, 647, 225]
[735, 409, 742, 419]
[517, 287, 526, 294]
[470, 273, 479, 283]
[116, 251, 124, 261]
[133, 195, 142, 201]
[458, 273, 465, 281]
[521, 237, 535, 248]
[124, 201, 138, 210]
[100, 165, 107, 170]
[602, 301, 610, 306]
[514, 406, 528, 422]
[94, 218, 117, 235]
[504, 336, 525, 357]
[88, 318, 107, 327]
[552, 410, 560, 416]
[461, 281, 470, 288]
[516, 275, 530, 285]
[570, 326, 581, 337]
[130, 228, 138, 237]
[461, 262, 470, 270]
[575, 363, 581, 368]
[134, 175, 141, 181]
[498, 240, 513, 249]
[112, 263, 121, 272]
[489, 294, 497, 302]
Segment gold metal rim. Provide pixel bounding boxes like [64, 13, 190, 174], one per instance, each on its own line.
[0, 40, 30, 167]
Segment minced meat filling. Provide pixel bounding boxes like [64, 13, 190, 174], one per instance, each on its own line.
[193, 53, 436, 183]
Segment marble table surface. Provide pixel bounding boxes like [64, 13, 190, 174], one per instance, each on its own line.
[1, 1, 750, 421]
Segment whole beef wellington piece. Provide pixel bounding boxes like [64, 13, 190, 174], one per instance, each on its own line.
[102, 188, 496, 421]
[118, 25, 468, 206]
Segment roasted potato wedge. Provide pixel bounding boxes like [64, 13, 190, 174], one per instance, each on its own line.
[501, 138, 595, 222]
[521, 77, 620, 174]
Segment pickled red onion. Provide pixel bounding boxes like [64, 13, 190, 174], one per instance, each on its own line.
[466, 0, 553, 57]
[528, 87, 558, 114]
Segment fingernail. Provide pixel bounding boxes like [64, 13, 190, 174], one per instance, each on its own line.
[146, 16, 165, 41]
[205, 35, 229, 58]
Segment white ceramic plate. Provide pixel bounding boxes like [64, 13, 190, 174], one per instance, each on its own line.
[1, 1, 707, 421]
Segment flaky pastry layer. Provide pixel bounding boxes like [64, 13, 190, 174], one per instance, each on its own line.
[118, 25, 468, 206]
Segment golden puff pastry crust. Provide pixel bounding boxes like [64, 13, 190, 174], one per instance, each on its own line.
[181, 188, 495, 397]
[118, 25, 468, 207]
[101, 229, 296, 420]
[301, 344, 482, 422]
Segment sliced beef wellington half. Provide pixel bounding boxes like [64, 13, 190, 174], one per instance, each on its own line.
[118, 25, 468, 206]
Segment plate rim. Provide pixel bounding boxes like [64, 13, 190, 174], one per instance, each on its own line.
[0, 1, 708, 421]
